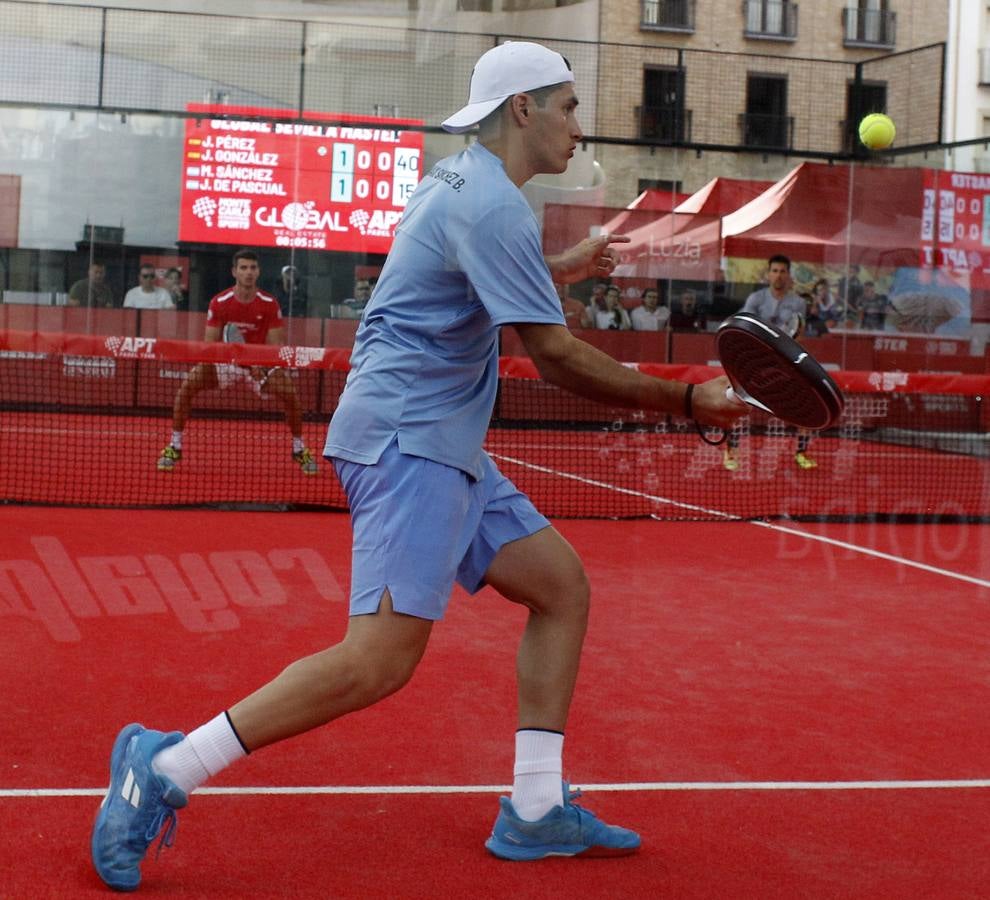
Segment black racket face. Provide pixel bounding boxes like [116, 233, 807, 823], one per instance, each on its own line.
[715, 314, 844, 430]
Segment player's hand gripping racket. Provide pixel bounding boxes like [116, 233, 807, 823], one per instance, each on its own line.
[222, 322, 277, 387]
[698, 313, 844, 444]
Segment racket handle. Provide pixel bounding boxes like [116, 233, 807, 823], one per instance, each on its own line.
[726, 386, 738, 402]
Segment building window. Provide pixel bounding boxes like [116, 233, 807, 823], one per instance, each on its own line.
[741, 74, 791, 149]
[641, 0, 695, 32]
[843, 1, 896, 48]
[743, 0, 798, 40]
[845, 81, 888, 152]
[638, 178, 682, 194]
[980, 48, 990, 86]
[638, 67, 689, 142]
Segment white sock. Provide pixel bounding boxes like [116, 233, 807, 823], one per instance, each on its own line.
[511, 729, 564, 822]
[292, 436, 304, 454]
[152, 712, 247, 796]
[171, 431, 183, 450]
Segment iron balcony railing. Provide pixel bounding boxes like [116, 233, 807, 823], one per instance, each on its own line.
[743, 0, 798, 40]
[739, 111, 794, 150]
[641, 0, 695, 32]
[636, 105, 693, 142]
[843, 6, 896, 48]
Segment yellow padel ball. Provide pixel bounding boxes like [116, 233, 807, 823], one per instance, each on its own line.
[858, 113, 896, 150]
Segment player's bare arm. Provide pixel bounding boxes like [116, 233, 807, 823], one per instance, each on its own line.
[545, 232, 631, 284]
[266, 326, 286, 346]
[515, 322, 744, 429]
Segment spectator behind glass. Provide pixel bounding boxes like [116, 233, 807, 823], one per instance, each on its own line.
[340, 279, 372, 318]
[837, 264, 864, 316]
[594, 285, 631, 330]
[630, 287, 669, 331]
[802, 291, 829, 337]
[857, 281, 890, 330]
[123, 265, 176, 310]
[584, 281, 608, 327]
[811, 278, 843, 327]
[274, 265, 308, 317]
[669, 289, 706, 331]
[164, 268, 186, 309]
[740, 255, 805, 333]
[555, 282, 587, 329]
[68, 261, 115, 308]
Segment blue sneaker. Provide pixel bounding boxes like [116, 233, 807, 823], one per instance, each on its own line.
[485, 783, 641, 860]
[91, 723, 188, 892]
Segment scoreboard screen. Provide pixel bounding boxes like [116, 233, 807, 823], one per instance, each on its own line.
[178, 104, 424, 254]
[921, 170, 990, 289]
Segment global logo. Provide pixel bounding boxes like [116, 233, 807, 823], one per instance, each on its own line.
[281, 202, 312, 231]
[255, 203, 346, 233]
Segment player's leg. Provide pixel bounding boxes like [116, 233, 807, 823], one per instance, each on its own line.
[484, 526, 589, 733]
[95, 442, 451, 888]
[457, 461, 639, 859]
[225, 591, 432, 749]
[263, 370, 317, 473]
[795, 429, 817, 468]
[91, 593, 432, 890]
[229, 444, 474, 750]
[157, 364, 217, 470]
[723, 431, 740, 470]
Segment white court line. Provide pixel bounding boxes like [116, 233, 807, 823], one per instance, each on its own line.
[490, 452, 734, 520]
[4, 779, 990, 799]
[750, 520, 990, 590]
[489, 453, 990, 591]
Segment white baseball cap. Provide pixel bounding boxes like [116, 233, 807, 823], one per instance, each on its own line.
[441, 41, 574, 134]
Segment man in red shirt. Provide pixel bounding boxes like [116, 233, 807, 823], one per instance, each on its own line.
[156, 248, 318, 474]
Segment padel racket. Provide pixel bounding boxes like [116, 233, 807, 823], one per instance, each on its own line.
[714, 313, 844, 430]
[222, 322, 277, 387]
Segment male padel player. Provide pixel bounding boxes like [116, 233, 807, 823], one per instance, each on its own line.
[155, 248, 318, 476]
[724, 254, 816, 471]
[92, 42, 744, 891]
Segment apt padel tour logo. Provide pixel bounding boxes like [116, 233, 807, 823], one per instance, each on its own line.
[105, 336, 158, 358]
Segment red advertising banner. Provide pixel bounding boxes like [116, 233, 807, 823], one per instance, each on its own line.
[178, 105, 424, 254]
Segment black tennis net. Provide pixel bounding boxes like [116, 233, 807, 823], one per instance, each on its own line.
[1, 330, 988, 522]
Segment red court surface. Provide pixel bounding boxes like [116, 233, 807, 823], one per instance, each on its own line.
[2, 506, 990, 898]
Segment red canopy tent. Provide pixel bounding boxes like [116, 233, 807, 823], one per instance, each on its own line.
[628, 187, 692, 211]
[721, 162, 924, 268]
[606, 178, 774, 280]
[674, 176, 774, 216]
[599, 187, 691, 235]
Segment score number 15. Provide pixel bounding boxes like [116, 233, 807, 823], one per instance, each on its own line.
[331, 143, 421, 207]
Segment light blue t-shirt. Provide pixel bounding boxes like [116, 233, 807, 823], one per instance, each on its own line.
[323, 142, 564, 480]
[740, 287, 807, 333]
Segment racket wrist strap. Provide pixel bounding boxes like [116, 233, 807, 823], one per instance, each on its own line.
[683, 383, 694, 420]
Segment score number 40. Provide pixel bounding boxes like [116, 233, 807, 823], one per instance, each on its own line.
[331, 144, 420, 207]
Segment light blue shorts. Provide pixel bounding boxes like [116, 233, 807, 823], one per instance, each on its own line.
[332, 439, 551, 620]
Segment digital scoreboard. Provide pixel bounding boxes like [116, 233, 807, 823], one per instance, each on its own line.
[178, 104, 424, 254]
[921, 170, 990, 289]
